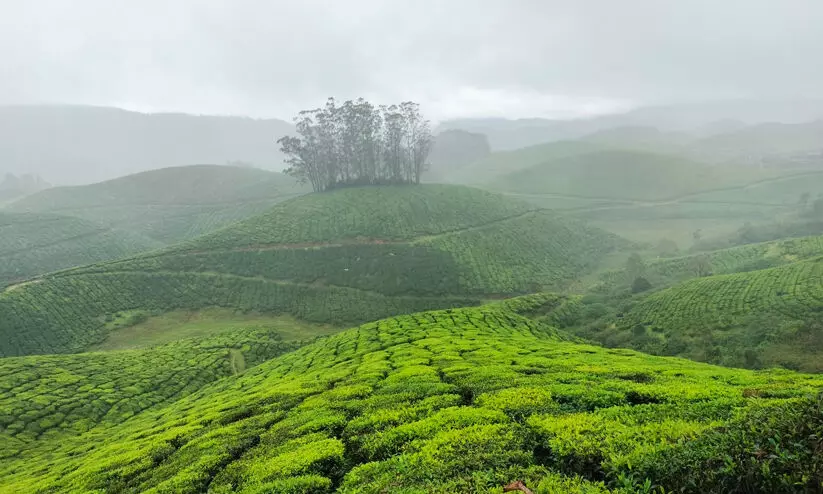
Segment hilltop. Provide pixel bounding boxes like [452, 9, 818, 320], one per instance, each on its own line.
[0, 211, 160, 286]
[0, 105, 293, 184]
[0, 184, 625, 356]
[1, 300, 821, 493]
[9, 165, 309, 243]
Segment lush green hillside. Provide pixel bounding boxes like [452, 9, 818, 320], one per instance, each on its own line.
[0, 328, 298, 443]
[8, 165, 309, 243]
[489, 149, 775, 202]
[0, 185, 624, 356]
[586, 257, 823, 372]
[597, 233, 823, 289]
[0, 212, 160, 286]
[2, 301, 821, 493]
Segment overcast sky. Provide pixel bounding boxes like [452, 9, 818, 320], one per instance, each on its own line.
[1, 0, 822, 121]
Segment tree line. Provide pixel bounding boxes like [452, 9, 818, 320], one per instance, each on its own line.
[278, 98, 432, 192]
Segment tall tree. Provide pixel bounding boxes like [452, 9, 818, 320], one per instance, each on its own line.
[279, 98, 432, 191]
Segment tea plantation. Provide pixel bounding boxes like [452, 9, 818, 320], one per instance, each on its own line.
[0, 328, 298, 444]
[1, 301, 821, 493]
[0, 185, 625, 357]
[0, 211, 160, 286]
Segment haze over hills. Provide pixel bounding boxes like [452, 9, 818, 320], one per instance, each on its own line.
[438, 99, 823, 150]
[0, 105, 294, 185]
[8, 165, 310, 244]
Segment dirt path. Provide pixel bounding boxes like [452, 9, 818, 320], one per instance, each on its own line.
[229, 349, 246, 375]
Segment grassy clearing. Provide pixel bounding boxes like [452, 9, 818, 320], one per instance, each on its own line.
[2, 299, 821, 493]
[93, 309, 340, 351]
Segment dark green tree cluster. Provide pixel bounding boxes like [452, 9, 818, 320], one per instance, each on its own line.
[278, 98, 432, 192]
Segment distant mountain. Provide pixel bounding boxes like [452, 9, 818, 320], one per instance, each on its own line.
[0, 105, 294, 185]
[0, 173, 50, 204]
[577, 126, 693, 154]
[439, 99, 823, 150]
[425, 129, 491, 180]
[688, 120, 823, 166]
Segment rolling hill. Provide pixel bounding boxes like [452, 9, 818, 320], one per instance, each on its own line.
[689, 119, 823, 165]
[443, 139, 608, 185]
[616, 256, 823, 371]
[2, 300, 821, 493]
[0, 211, 160, 286]
[0, 184, 625, 357]
[488, 149, 776, 202]
[8, 165, 310, 244]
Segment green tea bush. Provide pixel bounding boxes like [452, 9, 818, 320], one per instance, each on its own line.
[2, 303, 821, 493]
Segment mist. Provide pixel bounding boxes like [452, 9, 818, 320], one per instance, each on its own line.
[2, 0, 823, 120]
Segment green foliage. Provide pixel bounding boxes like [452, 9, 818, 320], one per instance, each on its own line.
[581, 257, 823, 372]
[0, 271, 475, 356]
[0, 212, 160, 286]
[0, 328, 297, 443]
[0, 185, 623, 356]
[2, 303, 821, 493]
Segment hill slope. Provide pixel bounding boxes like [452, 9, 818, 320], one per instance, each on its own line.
[9, 165, 309, 243]
[444, 140, 607, 185]
[0, 105, 293, 184]
[0, 212, 160, 286]
[615, 257, 823, 371]
[489, 149, 776, 202]
[0, 185, 624, 356]
[2, 301, 821, 493]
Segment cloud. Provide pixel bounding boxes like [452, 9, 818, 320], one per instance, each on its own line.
[1, 0, 822, 120]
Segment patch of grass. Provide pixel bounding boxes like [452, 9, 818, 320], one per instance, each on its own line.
[93, 309, 340, 351]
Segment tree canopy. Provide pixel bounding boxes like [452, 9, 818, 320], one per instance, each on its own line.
[278, 98, 432, 192]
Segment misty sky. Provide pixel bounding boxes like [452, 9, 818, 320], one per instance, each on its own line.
[2, 0, 822, 121]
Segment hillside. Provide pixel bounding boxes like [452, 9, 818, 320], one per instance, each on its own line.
[2, 301, 821, 493]
[572, 255, 823, 373]
[0, 105, 294, 184]
[488, 149, 775, 202]
[0, 327, 299, 441]
[689, 119, 823, 165]
[578, 126, 693, 154]
[0, 185, 624, 357]
[9, 165, 310, 243]
[444, 140, 607, 185]
[0, 212, 160, 286]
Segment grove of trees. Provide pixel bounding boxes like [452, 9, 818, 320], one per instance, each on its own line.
[278, 98, 433, 192]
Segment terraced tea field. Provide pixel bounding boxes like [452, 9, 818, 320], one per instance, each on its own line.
[0, 328, 298, 444]
[0, 185, 625, 357]
[0, 212, 160, 286]
[2, 301, 821, 493]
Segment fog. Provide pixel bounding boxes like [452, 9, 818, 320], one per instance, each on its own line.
[2, 0, 823, 120]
